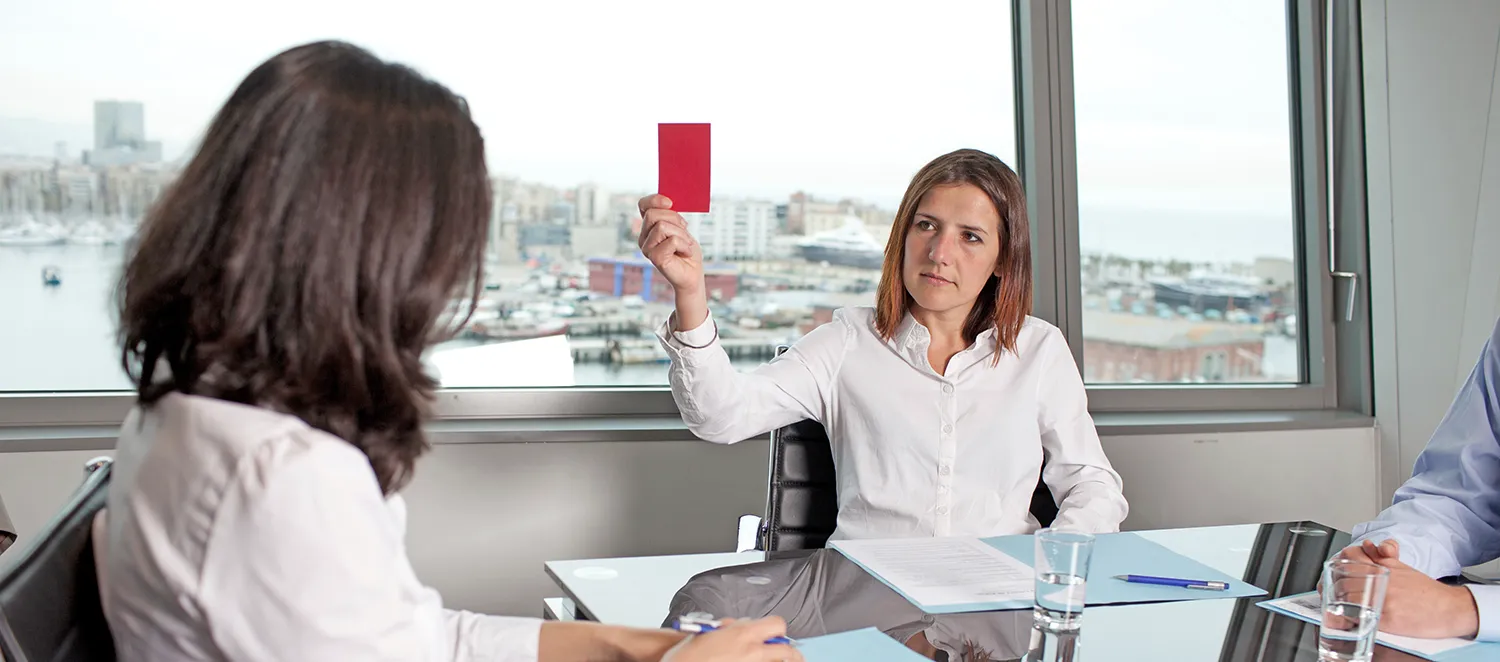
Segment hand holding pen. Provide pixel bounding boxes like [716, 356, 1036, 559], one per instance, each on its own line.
[661, 615, 802, 662]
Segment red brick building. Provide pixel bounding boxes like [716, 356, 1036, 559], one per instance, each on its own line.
[587, 256, 740, 303]
[800, 308, 1266, 382]
[1080, 311, 1265, 383]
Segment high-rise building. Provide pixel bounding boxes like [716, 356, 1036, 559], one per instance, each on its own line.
[50, 166, 100, 214]
[574, 183, 610, 226]
[488, 177, 522, 264]
[0, 165, 51, 215]
[95, 101, 146, 151]
[689, 198, 775, 261]
[85, 101, 162, 167]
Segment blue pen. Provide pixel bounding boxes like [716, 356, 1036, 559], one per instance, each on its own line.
[1114, 574, 1229, 590]
[672, 613, 796, 645]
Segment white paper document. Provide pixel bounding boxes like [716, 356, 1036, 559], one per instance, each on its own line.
[1267, 593, 1474, 657]
[832, 537, 1034, 606]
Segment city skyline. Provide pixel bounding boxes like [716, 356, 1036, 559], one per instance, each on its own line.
[2, 0, 1295, 217]
[1, 150, 1298, 265]
[1, 141, 1299, 266]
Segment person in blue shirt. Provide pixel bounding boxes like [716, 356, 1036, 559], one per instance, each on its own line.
[1345, 316, 1500, 641]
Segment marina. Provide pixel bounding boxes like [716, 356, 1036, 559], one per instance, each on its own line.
[1, 212, 1303, 391]
[0, 214, 138, 248]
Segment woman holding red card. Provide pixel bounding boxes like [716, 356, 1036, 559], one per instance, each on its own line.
[639, 148, 1127, 540]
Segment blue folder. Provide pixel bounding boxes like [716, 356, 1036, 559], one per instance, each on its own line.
[1257, 592, 1499, 662]
[831, 532, 1266, 614]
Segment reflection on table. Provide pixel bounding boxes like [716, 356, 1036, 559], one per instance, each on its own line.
[548, 522, 1429, 660]
[549, 522, 1428, 660]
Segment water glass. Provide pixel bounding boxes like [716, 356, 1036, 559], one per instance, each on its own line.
[1033, 528, 1095, 632]
[1026, 624, 1082, 662]
[1319, 559, 1390, 661]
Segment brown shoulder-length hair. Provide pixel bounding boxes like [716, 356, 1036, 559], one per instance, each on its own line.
[117, 41, 490, 494]
[874, 148, 1032, 358]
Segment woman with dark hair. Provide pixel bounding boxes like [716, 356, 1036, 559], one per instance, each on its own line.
[101, 41, 797, 662]
[640, 149, 1127, 540]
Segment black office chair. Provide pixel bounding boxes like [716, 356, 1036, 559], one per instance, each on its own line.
[0, 456, 117, 662]
[0, 494, 16, 556]
[757, 347, 1059, 552]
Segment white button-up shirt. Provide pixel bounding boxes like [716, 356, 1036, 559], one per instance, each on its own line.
[98, 393, 541, 662]
[660, 307, 1127, 539]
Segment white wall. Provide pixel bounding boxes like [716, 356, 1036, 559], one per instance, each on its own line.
[0, 425, 1379, 618]
[1365, 0, 1500, 501]
[1104, 427, 1380, 534]
[0, 449, 105, 542]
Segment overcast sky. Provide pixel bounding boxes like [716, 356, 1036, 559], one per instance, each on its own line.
[0, 0, 1297, 262]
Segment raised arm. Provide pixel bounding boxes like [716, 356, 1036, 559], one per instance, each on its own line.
[639, 195, 850, 443]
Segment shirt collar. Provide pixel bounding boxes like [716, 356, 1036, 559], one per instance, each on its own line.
[894, 312, 929, 351]
[891, 311, 1001, 372]
[893, 312, 1000, 350]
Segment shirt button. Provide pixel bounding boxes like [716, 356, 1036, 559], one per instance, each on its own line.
[942, 424, 953, 434]
[942, 384, 954, 394]
[939, 465, 951, 476]
[938, 484, 949, 492]
[937, 506, 949, 516]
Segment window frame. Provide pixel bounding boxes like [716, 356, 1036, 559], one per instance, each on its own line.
[1027, 0, 1371, 414]
[0, 0, 1372, 435]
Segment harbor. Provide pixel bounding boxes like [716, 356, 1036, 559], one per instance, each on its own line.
[2, 203, 1302, 390]
[447, 259, 869, 367]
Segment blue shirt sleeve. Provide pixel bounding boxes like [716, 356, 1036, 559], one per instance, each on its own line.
[1352, 319, 1500, 639]
[1472, 585, 1500, 642]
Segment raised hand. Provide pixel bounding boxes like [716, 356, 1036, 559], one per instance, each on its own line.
[637, 194, 710, 332]
[638, 195, 705, 294]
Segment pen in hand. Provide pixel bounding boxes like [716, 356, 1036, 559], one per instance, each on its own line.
[672, 614, 796, 645]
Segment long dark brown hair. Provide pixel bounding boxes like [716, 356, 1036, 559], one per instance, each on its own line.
[117, 41, 490, 494]
[874, 149, 1032, 359]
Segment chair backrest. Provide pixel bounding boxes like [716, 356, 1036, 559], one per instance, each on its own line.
[0, 494, 16, 556]
[762, 413, 840, 551]
[1029, 476, 1060, 531]
[0, 457, 116, 662]
[759, 347, 1059, 551]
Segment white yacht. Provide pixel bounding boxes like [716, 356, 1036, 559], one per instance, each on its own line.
[795, 217, 886, 270]
[0, 215, 66, 247]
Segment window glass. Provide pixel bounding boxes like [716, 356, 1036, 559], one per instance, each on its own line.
[1072, 0, 1302, 385]
[0, 0, 1016, 390]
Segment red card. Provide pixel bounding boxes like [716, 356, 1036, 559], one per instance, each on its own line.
[658, 123, 711, 213]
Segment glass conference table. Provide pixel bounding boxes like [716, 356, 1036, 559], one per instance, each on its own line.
[546, 522, 1433, 661]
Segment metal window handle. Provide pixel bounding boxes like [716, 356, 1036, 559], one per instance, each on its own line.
[1332, 271, 1358, 322]
[1325, 3, 1360, 326]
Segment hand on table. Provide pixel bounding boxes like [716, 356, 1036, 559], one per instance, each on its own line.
[1335, 539, 1480, 639]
